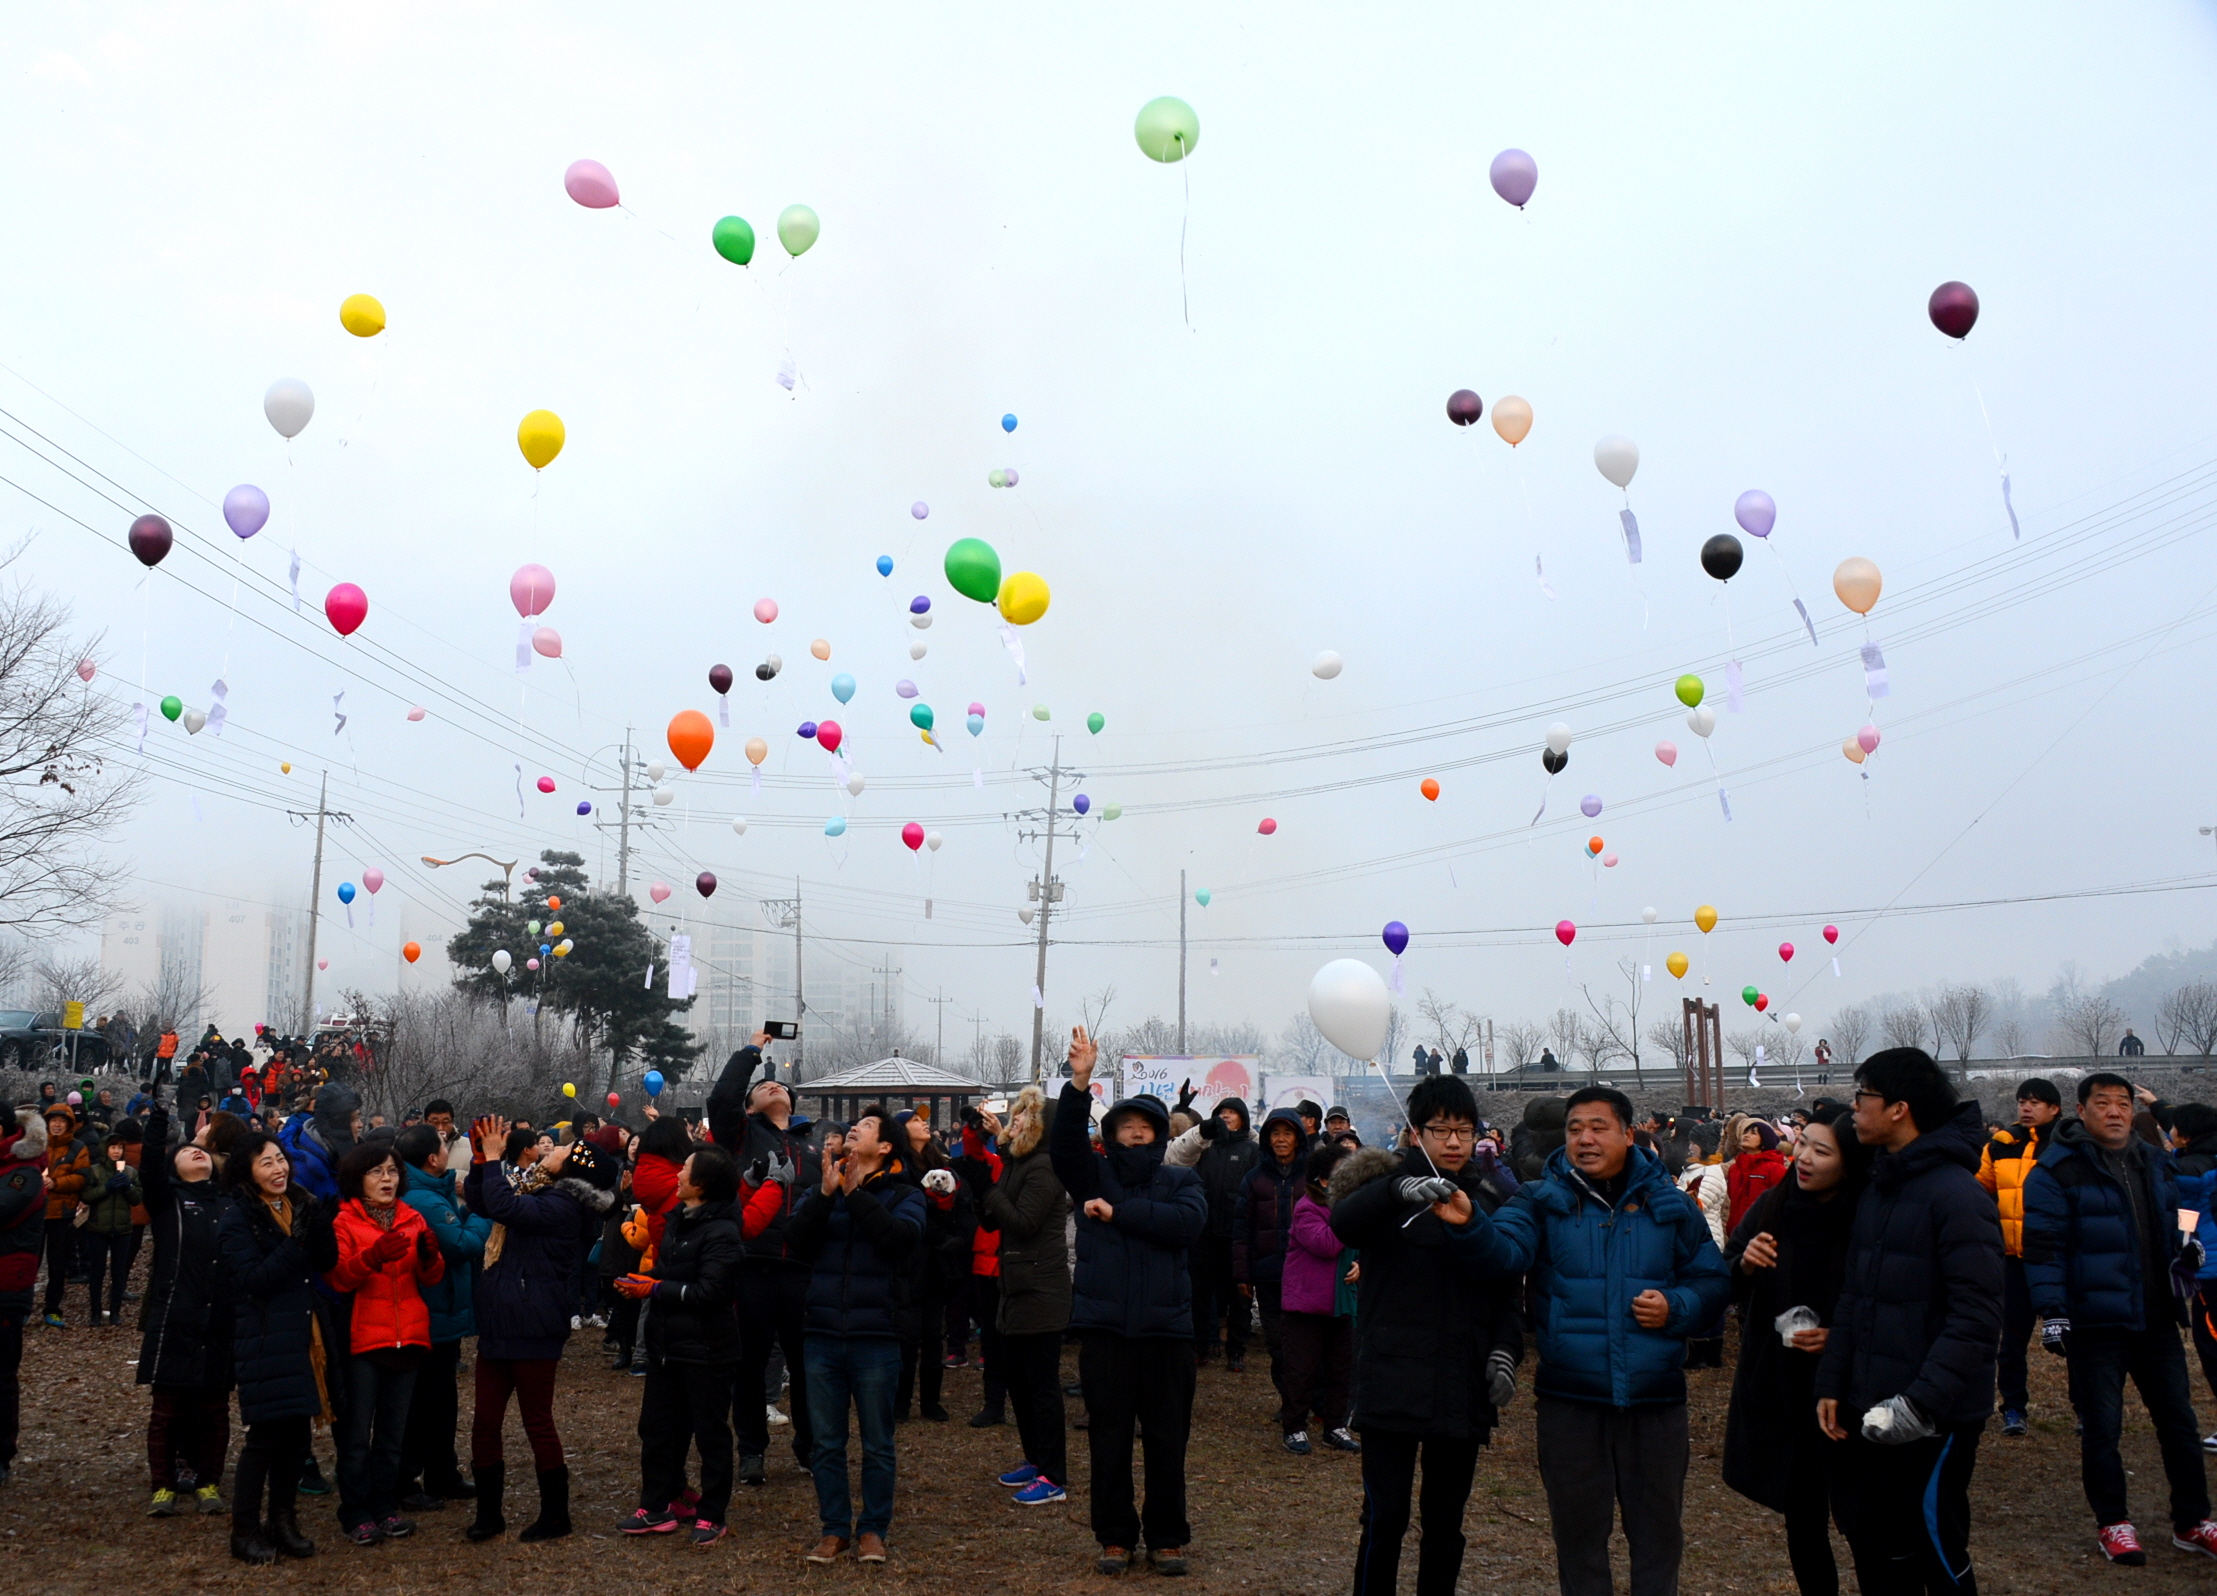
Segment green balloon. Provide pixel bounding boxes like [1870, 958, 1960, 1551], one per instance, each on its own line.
[943, 537, 1002, 603]
[1194, 887, 1211, 908]
[1086, 712, 1105, 735]
[711, 215, 755, 266]
[777, 203, 820, 257]
[1675, 674, 1705, 709]
[1741, 985, 1759, 1007]
[159, 695, 182, 722]
[1102, 802, 1122, 821]
[1032, 704, 1051, 722]
[910, 703, 934, 732]
[1134, 96, 1200, 163]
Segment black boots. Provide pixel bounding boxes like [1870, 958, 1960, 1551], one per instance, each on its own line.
[517, 1465, 571, 1542]
[228, 1528, 276, 1565]
[464, 1461, 506, 1542]
[266, 1507, 315, 1558]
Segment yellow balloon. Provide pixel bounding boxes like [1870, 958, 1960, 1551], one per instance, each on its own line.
[1842, 738, 1866, 765]
[562, 1082, 577, 1098]
[280, 761, 292, 774]
[1694, 904, 1718, 934]
[1492, 395, 1533, 447]
[1666, 950, 1690, 980]
[518, 409, 566, 471]
[547, 920, 564, 937]
[338, 293, 386, 338]
[1833, 556, 1882, 616]
[554, 938, 573, 957]
[810, 638, 831, 661]
[997, 570, 1051, 626]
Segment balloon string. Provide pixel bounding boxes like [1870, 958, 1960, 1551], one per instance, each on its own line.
[1178, 142, 1192, 331]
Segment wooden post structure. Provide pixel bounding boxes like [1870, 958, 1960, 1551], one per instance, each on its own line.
[1682, 997, 1723, 1112]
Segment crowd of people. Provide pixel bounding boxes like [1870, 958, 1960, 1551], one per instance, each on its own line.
[5, 1027, 2217, 1591]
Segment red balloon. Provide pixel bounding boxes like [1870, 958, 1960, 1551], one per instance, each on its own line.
[606, 1092, 620, 1108]
[127, 514, 173, 567]
[1754, 994, 1769, 1013]
[1822, 924, 1839, 944]
[1778, 941, 1795, 963]
[1928, 281, 1979, 340]
[536, 776, 556, 794]
[1554, 919, 1576, 947]
[901, 822, 924, 851]
[1257, 817, 1278, 835]
[708, 663, 733, 695]
[325, 582, 369, 637]
[816, 720, 843, 755]
[696, 871, 717, 898]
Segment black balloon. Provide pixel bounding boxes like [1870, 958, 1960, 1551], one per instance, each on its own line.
[1445, 389, 1483, 427]
[709, 663, 733, 695]
[754, 660, 780, 681]
[1541, 747, 1568, 775]
[1700, 533, 1744, 582]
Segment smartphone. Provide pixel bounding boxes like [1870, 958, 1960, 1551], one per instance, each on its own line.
[765, 1020, 800, 1040]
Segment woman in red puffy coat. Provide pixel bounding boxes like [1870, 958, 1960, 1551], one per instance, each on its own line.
[1725, 1117, 1789, 1236]
[326, 1141, 444, 1546]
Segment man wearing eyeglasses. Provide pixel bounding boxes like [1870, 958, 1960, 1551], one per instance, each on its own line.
[1449, 1084, 1729, 1596]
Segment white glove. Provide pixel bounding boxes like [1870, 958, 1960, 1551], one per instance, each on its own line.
[922, 1168, 958, 1196]
[1860, 1394, 1937, 1446]
[1485, 1349, 1517, 1409]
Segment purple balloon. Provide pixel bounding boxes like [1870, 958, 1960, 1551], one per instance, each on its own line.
[576, 801, 592, 816]
[1072, 793, 1090, 815]
[910, 501, 929, 520]
[1382, 920, 1409, 957]
[895, 679, 918, 699]
[1580, 794, 1603, 819]
[223, 483, 270, 539]
[798, 720, 818, 740]
[909, 595, 931, 614]
[1489, 148, 1538, 209]
[1734, 490, 1776, 540]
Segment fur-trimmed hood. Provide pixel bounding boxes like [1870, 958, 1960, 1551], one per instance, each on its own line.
[1007, 1084, 1050, 1159]
[2, 1107, 47, 1165]
[550, 1173, 617, 1215]
[1327, 1144, 1400, 1206]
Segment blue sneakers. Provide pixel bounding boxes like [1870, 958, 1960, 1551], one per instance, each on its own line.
[1012, 1477, 1067, 1506]
[996, 1464, 1041, 1488]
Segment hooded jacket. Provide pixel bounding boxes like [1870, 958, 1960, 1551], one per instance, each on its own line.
[398, 1160, 491, 1343]
[706, 1045, 820, 1267]
[278, 1085, 360, 1205]
[642, 1196, 745, 1363]
[1814, 1101, 2002, 1429]
[1192, 1097, 1258, 1239]
[218, 1188, 340, 1424]
[79, 1147, 142, 1236]
[1329, 1145, 1524, 1437]
[977, 1091, 1072, 1337]
[2022, 1115, 2187, 1333]
[1725, 1144, 1788, 1236]
[1976, 1118, 2056, 1258]
[327, 1197, 443, 1354]
[2173, 1128, 2217, 1285]
[0, 1110, 47, 1306]
[1233, 1107, 1309, 1286]
[1050, 1085, 1208, 1338]
[41, 1109, 86, 1222]
[462, 1157, 616, 1359]
[135, 1106, 233, 1388]
[787, 1155, 927, 1340]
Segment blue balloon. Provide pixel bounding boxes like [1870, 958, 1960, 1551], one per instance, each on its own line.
[825, 815, 847, 837]
[798, 720, 818, 740]
[909, 594, 931, 615]
[1001, 413, 1018, 433]
[643, 1070, 665, 1098]
[1072, 793, 1091, 815]
[830, 673, 856, 704]
[336, 881, 356, 904]
[875, 555, 893, 576]
[539, 943, 552, 956]
[576, 801, 592, 816]
[966, 713, 984, 737]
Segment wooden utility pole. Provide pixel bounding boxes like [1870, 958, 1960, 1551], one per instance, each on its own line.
[1681, 996, 1723, 1112]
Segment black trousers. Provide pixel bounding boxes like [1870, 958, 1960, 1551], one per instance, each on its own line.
[2067, 1323, 2209, 1533]
[1002, 1328, 1069, 1485]
[969, 1276, 1005, 1407]
[1189, 1237, 1245, 1354]
[1997, 1255, 2034, 1413]
[1828, 1426, 1980, 1596]
[1534, 1397, 1689, 1596]
[41, 1225, 73, 1314]
[1079, 1333, 1195, 1551]
[1279, 1310, 1352, 1433]
[0, 1308, 20, 1467]
[734, 1264, 812, 1461]
[399, 1339, 466, 1492]
[640, 1357, 736, 1523]
[896, 1278, 948, 1416]
[2190, 1287, 2217, 1413]
[1354, 1427, 1482, 1596]
[233, 1415, 310, 1533]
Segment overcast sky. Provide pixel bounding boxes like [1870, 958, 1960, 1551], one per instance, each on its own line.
[7, 3, 2217, 1051]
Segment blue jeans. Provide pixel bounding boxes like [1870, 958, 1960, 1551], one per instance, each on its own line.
[803, 1334, 899, 1540]
[2067, 1323, 2210, 1533]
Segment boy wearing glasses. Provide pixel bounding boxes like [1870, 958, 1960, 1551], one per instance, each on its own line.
[1451, 1084, 1729, 1596]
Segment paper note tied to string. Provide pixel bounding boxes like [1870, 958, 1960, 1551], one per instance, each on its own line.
[208, 679, 228, 737]
[1861, 643, 1890, 699]
[1619, 509, 1643, 564]
[1535, 555, 1558, 599]
[2001, 473, 2020, 540]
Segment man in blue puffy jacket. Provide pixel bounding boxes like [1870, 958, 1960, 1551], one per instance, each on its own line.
[1449, 1084, 1726, 1596]
[395, 1123, 492, 1509]
[2024, 1071, 2217, 1566]
[1052, 1026, 1208, 1578]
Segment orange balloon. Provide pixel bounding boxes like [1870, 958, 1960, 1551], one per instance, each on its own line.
[1587, 836, 1604, 855]
[1420, 778, 1440, 801]
[1492, 395, 1533, 447]
[402, 941, 422, 964]
[1842, 738, 1866, 765]
[667, 709, 715, 772]
[1832, 556, 1882, 616]
[547, 895, 562, 912]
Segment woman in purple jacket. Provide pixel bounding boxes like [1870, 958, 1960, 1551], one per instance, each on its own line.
[1278, 1142, 1360, 1454]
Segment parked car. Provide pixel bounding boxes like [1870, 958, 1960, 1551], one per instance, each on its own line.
[0, 1010, 68, 1069]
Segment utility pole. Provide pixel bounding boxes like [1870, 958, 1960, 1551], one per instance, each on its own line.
[927, 988, 953, 1067]
[759, 879, 804, 1079]
[591, 730, 657, 897]
[1178, 868, 1188, 1054]
[1013, 736, 1080, 1082]
[287, 772, 353, 1034]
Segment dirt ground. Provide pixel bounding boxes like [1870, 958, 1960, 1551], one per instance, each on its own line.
[4, 1263, 2214, 1594]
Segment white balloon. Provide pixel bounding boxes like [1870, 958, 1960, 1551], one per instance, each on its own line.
[263, 377, 314, 439]
[491, 949, 512, 974]
[1686, 706, 1716, 738]
[910, 612, 933, 630]
[1018, 906, 1035, 925]
[731, 817, 748, 836]
[182, 708, 207, 734]
[909, 639, 928, 660]
[1545, 722, 1573, 755]
[1783, 1013, 1803, 1035]
[1312, 651, 1343, 680]
[1593, 435, 1639, 490]
[1306, 958, 1393, 1061]
[645, 762, 667, 781]
[925, 830, 943, 852]
[652, 786, 675, 806]
[846, 774, 866, 797]
[1641, 906, 1658, 925]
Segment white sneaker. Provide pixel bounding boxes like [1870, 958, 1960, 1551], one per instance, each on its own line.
[2203, 1432, 2217, 1454]
[570, 1315, 582, 1331]
[766, 1404, 791, 1428]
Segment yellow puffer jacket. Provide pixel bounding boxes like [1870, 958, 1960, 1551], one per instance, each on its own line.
[1977, 1121, 2052, 1257]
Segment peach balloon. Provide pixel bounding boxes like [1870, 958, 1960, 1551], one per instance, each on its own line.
[744, 737, 768, 766]
[810, 638, 831, 661]
[1833, 556, 1883, 616]
[1492, 395, 1533, 447]
[1842, 738, 1866, 765]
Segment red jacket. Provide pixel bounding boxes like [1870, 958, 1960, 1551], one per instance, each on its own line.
[327, 1197, 444, 1354]
[632, 1153, 685, 1253]
[1726, 1148, 1788, 1235]
[733, 1177, 787, 1240]
[962, 1127, 1003, 1278]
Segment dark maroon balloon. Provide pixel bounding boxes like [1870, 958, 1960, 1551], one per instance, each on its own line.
[127, 514, 173, 567]
[695, 871, 717, 899]
[1928, 281, 1979, 341]
[708, 663, 733, 695]
[1445, 389, 1483, 427]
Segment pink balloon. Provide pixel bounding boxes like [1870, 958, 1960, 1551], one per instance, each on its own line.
[75, 660, 94, 683]
[1601, 851, 1618, 868]
[564, 159, 620, 209]
[902, 822, 925, 851]
[1257, 817, 1278, 835]
[532, 626, 563, 659]
[816, 720, 843, 754]
[325, 582, 368, 637]
[362, 867, 384, 895]
[649, 882, 671, 903]
[1857, 724, 1881, 754]
[536, 776, 556, 793]
[510, 564, 556, 619]
[1654, 740, 1678, 767]
[753, 597, 779, 624]
[406, 706, 426, 722]
[527, 957, 541, 971]
[1823, 924, 1840, 944]
[968, 702, 986, 717]
[1778, 941, 1794, 963]
[317, 959, 329, 971]
[1554, 919, 1576, 947]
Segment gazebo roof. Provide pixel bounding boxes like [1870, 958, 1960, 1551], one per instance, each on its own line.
[801, 1056, 986, 1093]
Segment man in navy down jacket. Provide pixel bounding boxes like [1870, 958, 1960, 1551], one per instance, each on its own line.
[1052, 1025, 1208, 1578]
[1815, 1048, 2002, 1596]
[1453, 1084, 1728, 1596]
